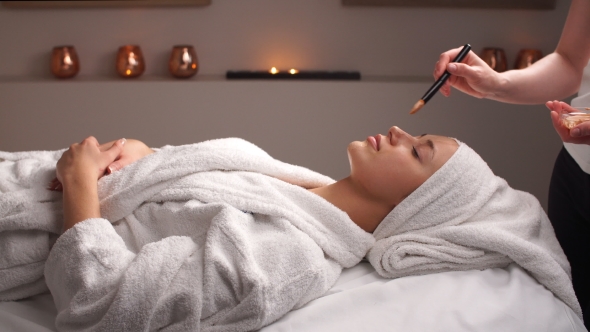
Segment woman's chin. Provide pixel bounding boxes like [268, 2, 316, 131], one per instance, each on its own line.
[347, 140, 367, 154]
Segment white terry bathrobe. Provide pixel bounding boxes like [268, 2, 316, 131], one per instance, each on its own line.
[0, 138, 374, 331]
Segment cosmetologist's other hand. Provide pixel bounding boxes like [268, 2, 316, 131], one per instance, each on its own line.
[547, 100, 590, 145]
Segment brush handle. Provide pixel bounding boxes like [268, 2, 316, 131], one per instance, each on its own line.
[421, 44, 471, 103]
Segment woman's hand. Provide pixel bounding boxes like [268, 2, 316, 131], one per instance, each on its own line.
[547, 100, 590, 145]
[55, 136, 126, 231]
[49, 138, 154, 191]
[434, 47, 504, 99]
[56, 137, 126, 186]
[100, 138, 155, 174]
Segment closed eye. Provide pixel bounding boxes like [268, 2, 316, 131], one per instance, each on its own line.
[412, 146, 420, 160]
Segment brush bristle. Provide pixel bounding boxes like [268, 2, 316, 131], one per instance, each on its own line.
[409, 100, 425, 114]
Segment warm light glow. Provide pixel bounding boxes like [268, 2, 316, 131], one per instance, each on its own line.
[191, 63, 197, 69]
[289, 69, 299, 74]
[182, 51, 191, 64]
[125, 69, 131, 75]
[269, 67, 279, 74]
[128, 52, 138, 66]
[63, 54, 73, 65]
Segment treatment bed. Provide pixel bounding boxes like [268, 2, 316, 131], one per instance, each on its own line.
[0, 80, 585, 331]
[0, 137, 586, 332]
[0, 262, 585, 331]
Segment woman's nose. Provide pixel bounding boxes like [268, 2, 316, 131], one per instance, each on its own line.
[388, 126, 412, 145]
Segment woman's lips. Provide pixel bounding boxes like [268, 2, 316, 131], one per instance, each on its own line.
[367, 135, 380, 151]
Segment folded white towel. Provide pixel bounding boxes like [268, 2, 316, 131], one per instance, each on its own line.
[0, 150, 63, 300]
[367, 141, 583, 319]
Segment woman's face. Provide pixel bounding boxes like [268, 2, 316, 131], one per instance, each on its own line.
[347, 126, 458, 207]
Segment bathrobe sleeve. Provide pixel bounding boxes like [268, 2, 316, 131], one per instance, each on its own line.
[44, 218, 204, 332]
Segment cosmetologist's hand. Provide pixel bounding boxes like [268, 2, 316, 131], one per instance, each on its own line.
[434, 46, 503, 99]
[547, 100, 590, 145]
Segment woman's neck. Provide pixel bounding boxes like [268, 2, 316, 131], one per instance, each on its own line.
[309, 177, 392, 233]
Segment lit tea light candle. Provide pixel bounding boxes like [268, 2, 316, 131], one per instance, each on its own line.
[51, 45, 80, 79]
[116, 45, 145, 78]
[168, 45, 199, 78]
[63, 54, 73, 66]
[226, 69, 360, 80]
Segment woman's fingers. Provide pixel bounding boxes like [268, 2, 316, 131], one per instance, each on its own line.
[105, 139, 155, 174]
[101, 138, 126, 168]
[56, 137, 152, 180]
[55, 136, 126, 184]
[106, 157, 128, 174]
[80, 136, 100, 148]
[47, 177, 63, 191]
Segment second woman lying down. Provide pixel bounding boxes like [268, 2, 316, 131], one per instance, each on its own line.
[0, 126, 581, 330]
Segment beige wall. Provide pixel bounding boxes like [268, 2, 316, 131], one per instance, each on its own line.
[0, 0, 574, 210]
[0, 0, 570, 79]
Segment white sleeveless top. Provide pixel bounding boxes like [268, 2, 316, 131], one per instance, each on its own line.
[564, 61, 590, 174]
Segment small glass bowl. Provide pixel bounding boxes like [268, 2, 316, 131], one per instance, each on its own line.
[561, 107, 590, 129]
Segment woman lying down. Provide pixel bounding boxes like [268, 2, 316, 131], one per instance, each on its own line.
[0, 126, 582, 330]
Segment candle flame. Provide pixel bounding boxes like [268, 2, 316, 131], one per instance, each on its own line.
[63, 54, 73, 65]
[289, 69, 299, 74]
[182, 51, 191, 64]
[128, 52, 138, 66]
[125, 69, 131, 75]
[269, 67, 279, 74]
[191, 63, 197, 69]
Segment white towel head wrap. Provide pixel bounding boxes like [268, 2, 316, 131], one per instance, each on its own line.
[372, 140, 495, 239]
[367, 140, 582, 318]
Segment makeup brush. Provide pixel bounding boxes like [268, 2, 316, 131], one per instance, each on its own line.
[410, 44, 472, 114]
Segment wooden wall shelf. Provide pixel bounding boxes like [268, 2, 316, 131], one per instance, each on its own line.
[1, 1, 211, 9]
[342, 0, 556, 10]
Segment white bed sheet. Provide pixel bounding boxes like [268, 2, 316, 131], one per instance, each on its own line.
[0, 263, 585, 332]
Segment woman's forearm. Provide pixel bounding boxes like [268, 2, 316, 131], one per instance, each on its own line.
[56, 137, 127, 232]
[61, 173, 101, 231]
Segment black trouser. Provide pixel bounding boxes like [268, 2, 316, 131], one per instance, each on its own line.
[548, 147, 590, 327]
